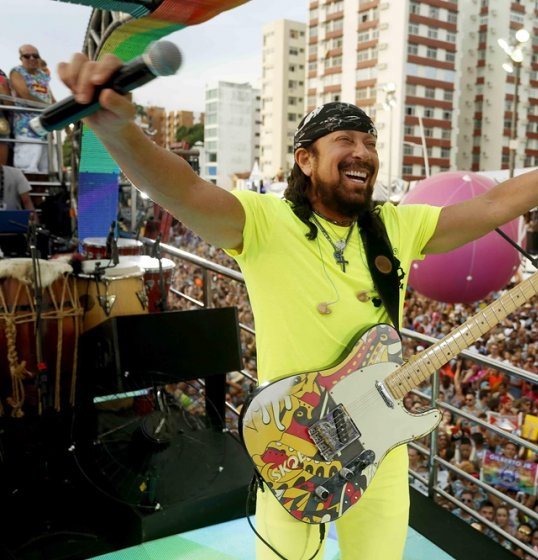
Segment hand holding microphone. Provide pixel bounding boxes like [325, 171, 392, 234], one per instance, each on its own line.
[31, 41, 182, 135]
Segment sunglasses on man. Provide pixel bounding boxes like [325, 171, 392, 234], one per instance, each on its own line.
[21, 54, 40, 60]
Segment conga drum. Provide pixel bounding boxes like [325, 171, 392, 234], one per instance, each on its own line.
[0, 258, 82, 417]
[76, 260, 148, 332]
[121, 255, 176, 312]
[82, 237, 143, 260]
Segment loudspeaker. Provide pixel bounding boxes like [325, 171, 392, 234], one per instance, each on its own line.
[77, 307, 243, 424]
[92, 429, 254, 547]
[78, 307, 243, 394]
[72, 306, 253, 549]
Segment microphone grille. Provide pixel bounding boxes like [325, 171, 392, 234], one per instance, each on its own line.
[145, 41, 182, 76]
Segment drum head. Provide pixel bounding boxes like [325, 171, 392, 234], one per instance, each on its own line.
[80, 260, 143, 278]
[119, 255, 176, 272]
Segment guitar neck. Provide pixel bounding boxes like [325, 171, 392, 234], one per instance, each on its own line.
[387, 271, 538, 400]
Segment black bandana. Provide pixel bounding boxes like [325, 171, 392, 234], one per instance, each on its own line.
[293, 102, 377, 152]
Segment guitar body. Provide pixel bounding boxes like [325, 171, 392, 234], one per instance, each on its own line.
[240, 324, 442, 524]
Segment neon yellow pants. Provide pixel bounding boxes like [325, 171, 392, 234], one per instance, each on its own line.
[255, 445, 409, 560]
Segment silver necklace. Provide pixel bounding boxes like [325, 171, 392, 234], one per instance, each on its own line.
[312, 214, 355, 273]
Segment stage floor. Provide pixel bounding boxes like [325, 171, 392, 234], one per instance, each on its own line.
[89, 516, 454, 560]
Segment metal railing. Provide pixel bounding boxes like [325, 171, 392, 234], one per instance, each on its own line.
[0, 94, 64, 188]
[149, 236, 538, 558]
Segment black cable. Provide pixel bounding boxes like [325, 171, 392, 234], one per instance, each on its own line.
[244, 481, 326, 560]
[495, 227, 538, 268]
[238, 444, 326, 560]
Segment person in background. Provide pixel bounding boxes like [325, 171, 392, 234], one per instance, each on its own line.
[57, 47, 538, 560]
[10, 44, 54, 173]
[0, 69, 12, 166]
[0, 163, 35, 258]
[0, 164, 34, 211]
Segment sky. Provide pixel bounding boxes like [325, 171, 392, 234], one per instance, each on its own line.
[2, 0, 309, 112]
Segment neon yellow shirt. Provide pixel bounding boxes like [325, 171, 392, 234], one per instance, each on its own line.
[226, 191, 441, 384]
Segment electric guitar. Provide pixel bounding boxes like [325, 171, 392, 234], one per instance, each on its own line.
[240, 271, 538, 524]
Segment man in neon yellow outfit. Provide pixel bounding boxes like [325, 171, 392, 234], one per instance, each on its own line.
[59, 51, 538, 559]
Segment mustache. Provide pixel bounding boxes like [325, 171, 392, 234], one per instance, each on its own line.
[338, 160, 376, 175]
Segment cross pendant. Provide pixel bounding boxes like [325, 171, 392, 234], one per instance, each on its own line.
[334, 250, 348, 272]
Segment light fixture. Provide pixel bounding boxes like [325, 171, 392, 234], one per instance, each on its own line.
[515, 28, 530, 44]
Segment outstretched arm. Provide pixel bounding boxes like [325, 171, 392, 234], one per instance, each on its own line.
[424, 170, 538, 254]
[57, 53, 245, 250]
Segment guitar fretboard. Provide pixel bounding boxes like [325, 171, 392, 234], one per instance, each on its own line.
[387, 271, 538, 399]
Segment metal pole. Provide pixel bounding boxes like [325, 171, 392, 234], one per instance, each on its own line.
[417, 114, 430, 178]
[388, 106, 393, 200]
[509, 62, 521, 179]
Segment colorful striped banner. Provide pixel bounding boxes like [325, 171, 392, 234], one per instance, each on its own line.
[56, 0, 250, 243]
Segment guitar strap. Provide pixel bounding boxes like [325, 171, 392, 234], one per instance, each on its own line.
[358, 207, 404, 332]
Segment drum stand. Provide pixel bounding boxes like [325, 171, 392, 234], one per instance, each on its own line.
[28, 224, 51, 413]
[151, 233, 167, 312]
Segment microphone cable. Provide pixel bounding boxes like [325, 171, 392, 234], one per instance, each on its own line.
[245, 477, 326, 560]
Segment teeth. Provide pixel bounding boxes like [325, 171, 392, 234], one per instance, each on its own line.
[345, 171, 367, 180]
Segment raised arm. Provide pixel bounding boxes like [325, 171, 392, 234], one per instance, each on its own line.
[57, 53, 245, 250]
[424, 169, 538, 254]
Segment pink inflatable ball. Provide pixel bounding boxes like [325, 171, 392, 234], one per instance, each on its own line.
[401, 171, 523, 304]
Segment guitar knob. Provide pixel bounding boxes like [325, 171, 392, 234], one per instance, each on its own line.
[314, 486, 330, 500]
[339, 467, 354, 481]
[358, 449, 375, 466]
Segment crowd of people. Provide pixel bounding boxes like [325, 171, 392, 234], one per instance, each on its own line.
[403, 284, 538, 557]
[160, 220, 538, 557]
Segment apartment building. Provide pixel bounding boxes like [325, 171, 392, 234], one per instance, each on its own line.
[305, 0, 537, 185]
[260, 19, 307, 179]
[204, 81, 261, 190]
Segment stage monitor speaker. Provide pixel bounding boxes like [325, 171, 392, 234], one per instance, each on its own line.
[78, 306, 243, 394]
[77, 306, 243, 427]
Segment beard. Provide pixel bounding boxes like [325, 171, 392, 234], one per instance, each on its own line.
[311, 163, 375, 220]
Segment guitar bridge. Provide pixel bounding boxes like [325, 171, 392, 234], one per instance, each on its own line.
[308, 404, 361, 461]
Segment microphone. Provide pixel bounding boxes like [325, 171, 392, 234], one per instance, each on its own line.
[29, 41, 182, 135]
[150, 232, 162, 259]
[105, 220, 116, 260]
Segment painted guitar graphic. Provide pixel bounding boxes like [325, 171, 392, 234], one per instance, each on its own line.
[240, 271, 538, 524]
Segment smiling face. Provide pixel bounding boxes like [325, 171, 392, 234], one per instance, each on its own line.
[296, 130, 379, 221]
[19, 44, 41, 74]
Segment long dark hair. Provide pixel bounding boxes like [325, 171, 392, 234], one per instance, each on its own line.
[283, 160, 318, 240]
